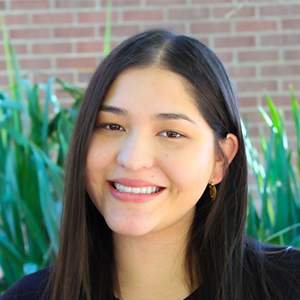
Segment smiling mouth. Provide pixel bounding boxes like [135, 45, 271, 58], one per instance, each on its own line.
[110, 182, 164, 194]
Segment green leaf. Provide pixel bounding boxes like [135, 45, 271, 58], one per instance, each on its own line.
[265, 223, 300, 243]
[0, 100, 23, 109]
[104, 0, 112, 57]
[0, 232, 27, 265]
[290, 84, 300, 179]
[264, 91, 281, 133]
[0, 172, 48, 253]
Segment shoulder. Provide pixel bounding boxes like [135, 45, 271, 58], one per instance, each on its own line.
[0, 267, 52, 300]
[245, 239, 300, 299]
[263, 244, 300, 299]
[246, 239, 300, 271]
[263, 244, 300, 272]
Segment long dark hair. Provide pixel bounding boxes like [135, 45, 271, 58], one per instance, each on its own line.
[47, 29, 298, 300]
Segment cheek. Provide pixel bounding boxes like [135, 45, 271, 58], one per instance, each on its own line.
[161, 145, 215, 190]
[85, 141, 114, 196]
[85, 139, 116, 174]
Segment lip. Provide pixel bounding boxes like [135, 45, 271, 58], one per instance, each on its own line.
[107, 178, 165, 203]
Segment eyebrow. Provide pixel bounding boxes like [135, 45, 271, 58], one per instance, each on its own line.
[154, 113, 196, 124]
[99, 105, 196, 125]
[99, 105, 128, 117]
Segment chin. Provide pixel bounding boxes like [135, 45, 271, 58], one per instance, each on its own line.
[105, 217, 156, 237]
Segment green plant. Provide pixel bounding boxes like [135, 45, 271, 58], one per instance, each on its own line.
[0, 43, 83, 291]
[0, 2, 111, 291]
[245, 86, 300, 247]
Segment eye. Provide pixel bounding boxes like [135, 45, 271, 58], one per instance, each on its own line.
[98, 124, 125, 131]
[158, 131, 185, 139]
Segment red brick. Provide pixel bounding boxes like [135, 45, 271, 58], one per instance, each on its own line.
[192, 0, 230, 3]
[32, 43, 72, 54]
[104, 40, 118, 52]
[147, 0, 186, 4]
[123, 10, 164, 21]
[262, 95, 293, 106]
[55, 90, 75, 100]
[240, 110, 266, 123]
[19, 59, 51, 70]
[56, 57, 96, 69]
[236, 20, 277, 32]
[236, 81, 277, 93]
[63, 98, 79, 109]
[0, 60, 7, 71]
[4, 14, 28, 25]
[215, 36, 255, 48]
[249, 0, 277, 2]
[10, 28, 50, 40]
[54, 98, 76, 110]
[226, 66, 256, 78]
[0, 44, 27, 55]
[55, 0, 95, 8]
[78, 12, 118, 23]
[33, 13, 73, 25]
[261, 34, 300, 46]
[283, 80, 300, 91]
[260, 4, 300, 16]
[12, 44, 28, 55]
[261, 65, 300, 77]
[144, 23, 186, 34]
[100, 25, 139, 37]
[101, 0, 140, 6]
[284, 50, 300, 61]
[33, 73, 74, 84]
[191, 22, 230, 34]
[197, 38, 209, 46]
[0, 1, 5, 10]
[283, 110, 294, 121]
[54, 27, 94, 39]
[0, 75, 9, 86]
[215, 52, 233, 63]
[214, 6, 255, 18]
[282, 19, 300, 30]
[285, 124, 297, 140]
[238, 50, 279, 62]
[169, 8, 209, 20]
[95, 56, 105, 66]
[78, 71, 94, 83]
[238, 96, 258, 108]
[76, 41, 104, 53]
[11, 0, 50, 9]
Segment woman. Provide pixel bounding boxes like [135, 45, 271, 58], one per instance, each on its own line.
[2, 29, 300, 300]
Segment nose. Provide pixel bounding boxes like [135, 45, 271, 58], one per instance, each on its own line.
[117, 130, 155, 171]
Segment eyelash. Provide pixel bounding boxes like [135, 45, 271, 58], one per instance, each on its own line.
[98, 123, 185, 139]
[98, 124, 125, 131]
[158, 131, 185, 139]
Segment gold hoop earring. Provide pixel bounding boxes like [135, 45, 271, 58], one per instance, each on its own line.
[209, 178, 216, 200]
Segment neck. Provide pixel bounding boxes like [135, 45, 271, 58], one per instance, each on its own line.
[113, 225, 193, 300]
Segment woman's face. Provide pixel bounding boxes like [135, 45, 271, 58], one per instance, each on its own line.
[85, 67, 221, 238]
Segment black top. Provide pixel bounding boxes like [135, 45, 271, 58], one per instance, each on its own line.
[0, 267, 50, 300]
[1, 245, 300, 300]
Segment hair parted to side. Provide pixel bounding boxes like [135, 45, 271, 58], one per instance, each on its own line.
[47, 29, 290, 300]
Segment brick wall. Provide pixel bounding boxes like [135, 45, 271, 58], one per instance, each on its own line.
[1, 0, 300, 147]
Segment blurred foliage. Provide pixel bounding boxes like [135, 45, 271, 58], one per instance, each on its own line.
[245, 86, 300, 248]
[0, 3, 111, 291]
[0, 40, 83, 291]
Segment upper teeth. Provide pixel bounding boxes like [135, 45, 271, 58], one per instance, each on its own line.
[114, 183, 160, 194]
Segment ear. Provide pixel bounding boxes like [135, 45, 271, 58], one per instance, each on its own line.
[212, 133, 239, 184]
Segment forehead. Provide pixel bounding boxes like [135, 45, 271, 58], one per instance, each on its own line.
[103, 67, 199, 115]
